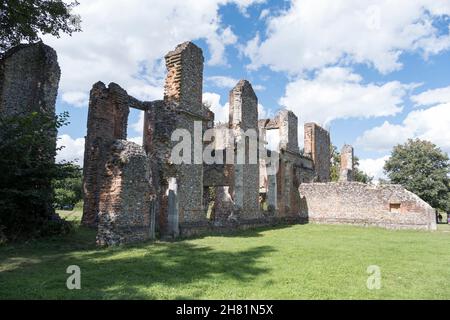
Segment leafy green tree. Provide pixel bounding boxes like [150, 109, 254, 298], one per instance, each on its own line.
[330, 145, 373, 184]
[0, 0, 81, 52]
[53, 163, 82, 209]
[384, 139, 450, 211]
[0, 112, 72, 241]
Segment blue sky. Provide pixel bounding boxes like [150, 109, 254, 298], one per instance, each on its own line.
[46, 0, 450, 180]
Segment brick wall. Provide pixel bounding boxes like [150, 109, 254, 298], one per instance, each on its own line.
[299, 182, 437, 230]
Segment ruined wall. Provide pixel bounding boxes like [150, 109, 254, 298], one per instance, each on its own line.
[304, 123, 331, 182]
[148, 42, 211, 238]
[0, 43, 60, 218]
[340, 145, 354, 182]
[278, 110, 299, 154]
[259, 110, 315, 217]
[97, 140, 154, 245]
[214, 186, 235, 223]
[143, 100, 176, 236]
[164, 42, 204, 113]
[229, 80, 260, 220]
[299, 182, 437, 230]
[0, 43, 60, 117]
[297, 157, 315, 183]
[82, 82, 130, 227]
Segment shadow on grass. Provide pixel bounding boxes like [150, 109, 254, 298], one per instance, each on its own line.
[0, 225, 276, 299]
[183, 222, 302, 240]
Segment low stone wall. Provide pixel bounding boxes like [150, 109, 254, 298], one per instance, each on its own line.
[299, 182, 437, 230]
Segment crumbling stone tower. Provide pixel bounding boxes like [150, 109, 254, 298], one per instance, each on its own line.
[146, 42, 212, 238]
[0, 43, 60, 117]
[258, 111, 317, 217]
[304, 123, 331, 182]
[278, 110, 299, 154]
[0, 43, 61, 218]
[229, 80, 260, 220]
[82, 82, 130, 227]
[82, 81, 155, 244]
[164, 42, 204, 112]
[96, 140, 154, 245]
[339, 144, 354, 182]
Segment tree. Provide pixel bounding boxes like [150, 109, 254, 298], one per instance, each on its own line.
[330, 145, 373, 183]
[53, 163, 83, 209]
[0, 112, 73, 241]
[0, 0, 81, 52]
[384, 139, 450, 211]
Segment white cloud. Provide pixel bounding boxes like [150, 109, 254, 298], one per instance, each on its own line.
[128, 137, 143, 146]
[130, 112, 145, 134]
[258, 103, 271, 119]
[279, 67, 409, 126]
[56, 135, 85, 166]
[355, 121, 413, 152]
[203, 92, 271, 124]
[244, 0, 450, 74]
[56, 134, 146, 167]
[356, 103, 450, 153]
[203, 92, 229, 124]
[206, 27, 238, 66]
[61, 91, 89, 108]
[359, 156, 390, 182]
[411, 85, 450, 107]
[207, 76, 265, 91]
[207, 76, 240, 88]
[232, 0, 267, 16]
[259, 9, 270, 20]
[44, 0, 262, 107]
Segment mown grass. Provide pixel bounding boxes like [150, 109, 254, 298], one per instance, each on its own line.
[0, 210, 449, 300]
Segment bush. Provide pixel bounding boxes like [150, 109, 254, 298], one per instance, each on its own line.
[53, 163, 83, 209]
[0, 225, 6, 245]
[0, 111, 74, 242]
[40, 214, 74, 237]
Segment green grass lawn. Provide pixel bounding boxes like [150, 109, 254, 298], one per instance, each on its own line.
[0, 210, 449, 300]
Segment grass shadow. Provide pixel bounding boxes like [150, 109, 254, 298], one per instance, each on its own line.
[0, 223, 276, 299]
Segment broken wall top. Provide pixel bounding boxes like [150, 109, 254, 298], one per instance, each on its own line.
[0, 42, 60, 116]
[164, 41, 204, 116]
[229, 80, 258, 131]
[86, 81, 131, 142]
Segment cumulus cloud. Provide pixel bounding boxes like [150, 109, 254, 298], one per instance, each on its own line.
[207, 76, 240, 89]
[232, 0, 267, 17]
[56, 135, 85, 166]
[203, 92, 271, 124]
[43, 0, 262, 107]
[128, 137, 143, 146]
[356, 103, 450, 153]
[411, 85, 450, 107]
[279, 67, 410, 126]
[56, 134, 145, 167]
[207, 76, 265, 91]
[244, 0, 450, 74]
[203, 92, 229, 124]
[259, 9, 270, 20]
[130, 112, 145, 135]
[61, 91, 89, 108]
[359, 156, 390, 182]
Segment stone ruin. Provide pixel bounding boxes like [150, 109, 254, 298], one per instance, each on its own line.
[0, 41, 436, 245]
[339, 144, 354, 182]
[79, 41, 437, 244]
[81, 42, 331, 243]
[0, 43, 60, 117]
[0, 42, 61, 219]
[299, 183, 437, 230]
